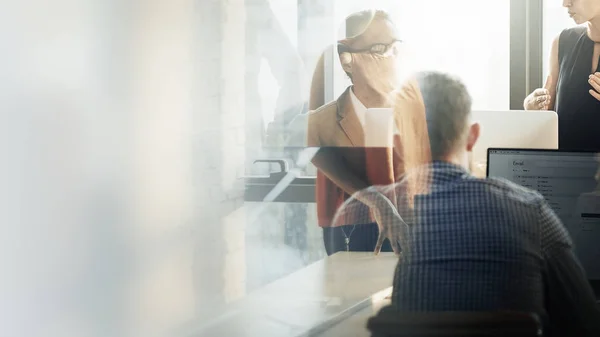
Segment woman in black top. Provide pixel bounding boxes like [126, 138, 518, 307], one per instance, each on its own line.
[524, 0, 600, 151]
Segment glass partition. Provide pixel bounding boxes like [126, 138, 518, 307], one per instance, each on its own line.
[5, 0, 519, 336]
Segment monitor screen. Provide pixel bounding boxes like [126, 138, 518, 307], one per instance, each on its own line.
[487, 149, 600, 280]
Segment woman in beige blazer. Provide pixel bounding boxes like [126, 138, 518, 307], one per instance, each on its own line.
[307, 9, 430, 255]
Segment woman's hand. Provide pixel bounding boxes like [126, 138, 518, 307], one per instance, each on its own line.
[347, 188, 408, 256]
[372, 206, 406, 256]
[589, 72, 600, 101]
[524, 88, 551, 110]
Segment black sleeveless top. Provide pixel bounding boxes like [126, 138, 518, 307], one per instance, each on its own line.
[555, 26, 600, 151]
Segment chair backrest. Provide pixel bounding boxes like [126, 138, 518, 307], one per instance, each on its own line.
[367, 308, 542, 337]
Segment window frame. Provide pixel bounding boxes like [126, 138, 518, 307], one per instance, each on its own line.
[510, 0, 544, 110]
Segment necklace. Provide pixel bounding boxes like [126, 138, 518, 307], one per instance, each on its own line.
[340, 225, 357, 252]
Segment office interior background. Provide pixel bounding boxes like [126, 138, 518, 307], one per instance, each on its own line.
[1, 0, 580, 336]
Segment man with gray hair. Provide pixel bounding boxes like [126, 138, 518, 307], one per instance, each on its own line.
[333, 71, 600, 336]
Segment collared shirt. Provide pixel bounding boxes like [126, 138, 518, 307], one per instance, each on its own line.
[333, 161, 600, 336]
[349, 87, 367, 128]
[349, 86, 400, 146]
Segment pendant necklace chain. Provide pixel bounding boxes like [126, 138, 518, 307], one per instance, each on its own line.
[341, 225, 357, 252]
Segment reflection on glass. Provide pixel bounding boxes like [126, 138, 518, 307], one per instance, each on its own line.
[7, 0, 516, 336]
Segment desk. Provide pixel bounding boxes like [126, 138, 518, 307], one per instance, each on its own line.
[192, 252, 398, 337]
[314, 296, 391, 337]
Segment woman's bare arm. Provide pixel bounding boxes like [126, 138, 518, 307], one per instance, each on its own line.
[524, 35, 559, 110]
[545, 35, 560, 110]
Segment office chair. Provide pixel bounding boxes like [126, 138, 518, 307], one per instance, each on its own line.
[367, 306, 542, 337]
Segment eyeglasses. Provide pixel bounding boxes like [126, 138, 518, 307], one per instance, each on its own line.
[337, 39, 403, 56]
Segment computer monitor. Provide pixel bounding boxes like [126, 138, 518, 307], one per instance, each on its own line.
[487, 148, 600, 281]
[470, 110, 558, 177]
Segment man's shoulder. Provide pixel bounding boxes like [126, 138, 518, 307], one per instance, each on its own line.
[470, 176, 545, 205]
[384, 173, 545, 206]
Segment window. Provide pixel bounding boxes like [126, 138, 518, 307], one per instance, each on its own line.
[331, 0, 511, 110]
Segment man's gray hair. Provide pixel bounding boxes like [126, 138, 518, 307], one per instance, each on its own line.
[415, 71, 473, 160]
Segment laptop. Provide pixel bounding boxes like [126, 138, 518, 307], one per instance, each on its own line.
[471, 110, 558, 177]
[487, 148, 600, 297]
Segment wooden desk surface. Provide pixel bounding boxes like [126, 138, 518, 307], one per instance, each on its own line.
[193, 252, 398, 337]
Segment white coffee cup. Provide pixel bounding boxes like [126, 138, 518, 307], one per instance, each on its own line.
[364, 108, 394, 147]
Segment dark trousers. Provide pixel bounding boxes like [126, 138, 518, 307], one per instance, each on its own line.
[322, 223, 393, 256]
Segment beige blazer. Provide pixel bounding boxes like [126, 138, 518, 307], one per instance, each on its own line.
[306, 82, 431, 227]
